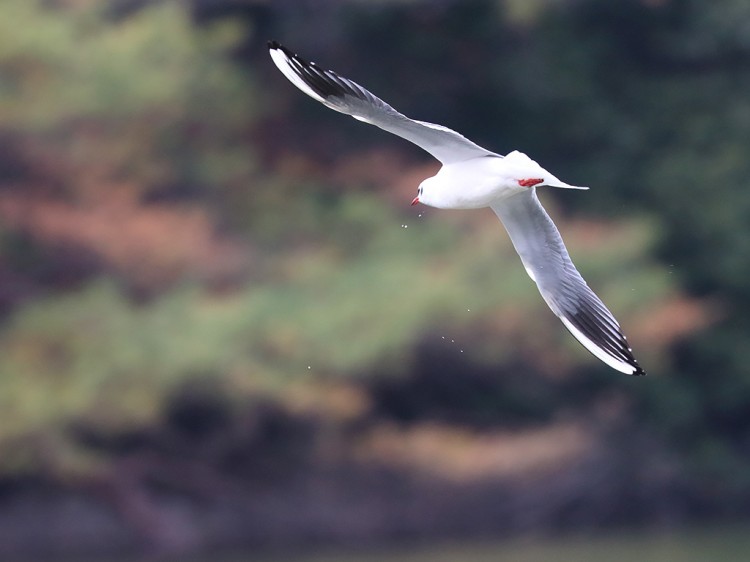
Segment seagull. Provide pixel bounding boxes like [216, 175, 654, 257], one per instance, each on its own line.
[268, 41, 645, 376]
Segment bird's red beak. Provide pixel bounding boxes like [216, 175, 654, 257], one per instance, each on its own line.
[411, 196, 420, 206]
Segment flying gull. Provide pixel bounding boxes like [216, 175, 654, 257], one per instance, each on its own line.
[268, 41, 645, 376]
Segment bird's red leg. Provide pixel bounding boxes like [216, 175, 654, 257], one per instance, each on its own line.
[518, 178, 544, 187]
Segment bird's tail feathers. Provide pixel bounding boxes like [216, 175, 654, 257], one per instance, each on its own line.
[546, 181, 589, 190]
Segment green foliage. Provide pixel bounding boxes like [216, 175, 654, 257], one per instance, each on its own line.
[511, 0, 750, 493]
[0, 184, 667, 458]
[0, 0, 257, 191]
[0, 0, 249, 125]
[247, 0, 750, 511]
[1, 0, 744, 522]
[341, 0, 750, 490]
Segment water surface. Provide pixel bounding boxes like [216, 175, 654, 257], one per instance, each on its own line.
[242, 526, 750, 562]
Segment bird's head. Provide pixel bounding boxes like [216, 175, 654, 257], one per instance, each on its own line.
[411, 178, 435, 207]
[410, 184, 423, 206]
[411, 175, 466, 209]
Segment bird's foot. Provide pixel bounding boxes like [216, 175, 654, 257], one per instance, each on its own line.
[518, 178, 544, 187]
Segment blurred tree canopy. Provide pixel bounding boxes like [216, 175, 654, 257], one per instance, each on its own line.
[538, 0, 750, 492]
[0, 0, 258, 198]
[336, 0, 750, 498]
[1, 0, 750, 550]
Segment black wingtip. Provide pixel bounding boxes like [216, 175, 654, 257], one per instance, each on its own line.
[268, 40, 286, 52]
[268, 42, 358, 101]
[625, 352, 646, 376]
[626, 344, 647, 376]
[268, 40, 296, 60]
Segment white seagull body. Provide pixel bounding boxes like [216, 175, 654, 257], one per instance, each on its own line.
[268, 41, 645, 376]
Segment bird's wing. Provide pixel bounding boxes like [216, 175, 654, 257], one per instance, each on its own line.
[268, 41, 497, 164]
[490, 189, 645, 375]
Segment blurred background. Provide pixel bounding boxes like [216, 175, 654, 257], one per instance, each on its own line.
[1, 0, 750, 560]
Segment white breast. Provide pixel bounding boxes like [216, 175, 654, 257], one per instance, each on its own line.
[424, 156, 525, 209]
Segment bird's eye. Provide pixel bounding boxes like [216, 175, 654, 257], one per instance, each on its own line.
[418, 187, 423, 195]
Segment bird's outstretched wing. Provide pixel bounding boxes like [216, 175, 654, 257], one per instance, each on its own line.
[268, 41, 497, 164]
[491, 189, 645, 375]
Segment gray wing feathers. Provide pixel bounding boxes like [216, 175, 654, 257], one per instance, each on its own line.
[491, 190, 645, 375]
[268, 41, 496, 164]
